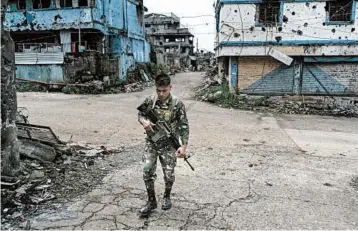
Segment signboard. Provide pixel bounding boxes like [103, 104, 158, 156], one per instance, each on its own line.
[268, 47, 293, 66]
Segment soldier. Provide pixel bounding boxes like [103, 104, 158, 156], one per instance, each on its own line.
[137, 73, 189, 216]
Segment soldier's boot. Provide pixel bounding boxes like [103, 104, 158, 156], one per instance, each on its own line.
[139, 181, 157, 216]
[162, 182, 173, 210]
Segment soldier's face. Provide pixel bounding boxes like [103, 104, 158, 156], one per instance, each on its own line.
[156, 85, 172, 101]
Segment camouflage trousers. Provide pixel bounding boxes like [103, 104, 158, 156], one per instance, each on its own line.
[142, 141, 177, 183]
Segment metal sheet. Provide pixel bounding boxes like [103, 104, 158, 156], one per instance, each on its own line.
[15, 53, 64, 64]
[15, 65, 64, 82]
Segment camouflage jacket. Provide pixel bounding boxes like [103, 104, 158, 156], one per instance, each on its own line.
[138, 94, 189, 146]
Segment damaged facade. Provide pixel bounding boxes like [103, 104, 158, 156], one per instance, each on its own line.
[144, 13, 195, 68]
[215, 0, 358, 96]
[4, 0, 150, 83]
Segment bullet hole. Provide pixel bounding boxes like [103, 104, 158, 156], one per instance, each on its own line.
[275, 36, 282, 42]
[54, 14, 62, 21]
[234, 33, 240, 38]
[304, 23, 308, 27]
[345, 36, 348, 39]
[306, 2, 310, 7]
[339, 37, 342, 39]
[262, 27, 266, 32]
[278, 26, 283, 32]
[332, 29, 336, 33]
[250, 26, 255, 32]
[247, 13, 250, 15]
[297, 30, 303, 36]
[352, 28, 356, 32]
[292, 12, 296, 16]
[322, 22, 326, 26]
[283, 15, 288, 23]
[234, 10, 237, 13]
[312, 5, 317, 9]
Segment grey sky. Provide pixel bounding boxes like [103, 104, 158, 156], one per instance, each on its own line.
[144, 0, 216, 52]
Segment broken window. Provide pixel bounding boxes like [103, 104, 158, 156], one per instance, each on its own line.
[60, 0, 72, 7]
[78, 0, 88, 7]
[256, 0, 282, 26]
[326, 0, 353, 22]
[136, 5, 143, 26]
[18, 0, 26, 9]
[33, 0, 51, 9]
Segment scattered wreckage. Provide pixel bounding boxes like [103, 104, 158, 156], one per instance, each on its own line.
[196, 67, 358, 118]
[1, 108, 124, 229]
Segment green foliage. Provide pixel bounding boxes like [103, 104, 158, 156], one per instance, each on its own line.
[16, 82, 48, 92]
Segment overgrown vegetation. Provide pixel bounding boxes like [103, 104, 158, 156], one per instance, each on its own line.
[16, 82, 49, 92]
[196, 83, 269, 109]
[196, 83, 358, 117]
[148, 63, 171, 75]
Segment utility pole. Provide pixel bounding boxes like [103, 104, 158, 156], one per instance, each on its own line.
[196, 38, 199, 52]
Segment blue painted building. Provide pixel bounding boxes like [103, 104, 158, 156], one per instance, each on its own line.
[4, 0, 150, 82]
[215, 0, 358, 96]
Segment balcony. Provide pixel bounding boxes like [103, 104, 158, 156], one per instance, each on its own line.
[146, 28, 193, 36]
[4, 7, 102, 31]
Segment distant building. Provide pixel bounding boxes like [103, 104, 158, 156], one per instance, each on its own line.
[215, 0, 358, 96]
[144, 13, 195, 68]
[4, 0, 151, 82]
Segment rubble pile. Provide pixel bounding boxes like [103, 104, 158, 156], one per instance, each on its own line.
[195, 73, 358, 117]
[16, 63, 158, 94]
[1, 109, 124, 228]
[194, 66, 226, 97]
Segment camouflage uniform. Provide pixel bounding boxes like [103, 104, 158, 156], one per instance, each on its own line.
[138, 94, 189, 184]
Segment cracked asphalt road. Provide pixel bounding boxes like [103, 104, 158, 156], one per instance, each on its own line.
[17, 72, 358, 230]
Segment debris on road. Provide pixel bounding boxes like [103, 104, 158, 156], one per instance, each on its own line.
[16, 63, 161, 94]
[1, 109, 125, 228]
[195, 71, 358, 118]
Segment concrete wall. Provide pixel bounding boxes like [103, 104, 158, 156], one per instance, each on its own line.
[64, 52, 119, 83]
[216, 1, 358, 57]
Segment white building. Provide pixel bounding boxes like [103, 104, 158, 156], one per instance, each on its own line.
[215, 0, 358, 95]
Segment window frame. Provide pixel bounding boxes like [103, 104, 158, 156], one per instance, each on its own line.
[325, 0, 356, 25]
[255, 0, 284, 27]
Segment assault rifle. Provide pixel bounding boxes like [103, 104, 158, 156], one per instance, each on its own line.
[137, 103, 194, 171]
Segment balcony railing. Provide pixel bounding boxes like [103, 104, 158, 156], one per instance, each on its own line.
[15, 41, 97, 53]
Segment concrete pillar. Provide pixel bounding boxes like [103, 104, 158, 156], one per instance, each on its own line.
[1, 30, 20, 176]
[73, 0, 79, 7]
[293, 59, 303, 95]
[228, 56, 238, 93]
[218, 57, 224, 79]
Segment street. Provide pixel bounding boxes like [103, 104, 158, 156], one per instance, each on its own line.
[17, 72, 358, 230]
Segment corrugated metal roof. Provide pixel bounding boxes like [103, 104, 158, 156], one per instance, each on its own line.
[15, 53, 64, 65]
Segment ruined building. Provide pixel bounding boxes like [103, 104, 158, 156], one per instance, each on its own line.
[144, 13, 195, 68]
[4, 0, 150, 83]
[215, 0, 358, 96]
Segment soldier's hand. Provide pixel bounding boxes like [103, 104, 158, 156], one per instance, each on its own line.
[175, 145, 187, 158]
[142, 120, 154, 132]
